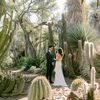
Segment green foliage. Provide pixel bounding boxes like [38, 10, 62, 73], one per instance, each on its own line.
[67, 25, 99, 50]
[67, 25, 86, 50]
[28, 76, 52, 100]
[16, 56, 45, 71]
[66, 24, 99, 76]
[0, 70, 25, 96]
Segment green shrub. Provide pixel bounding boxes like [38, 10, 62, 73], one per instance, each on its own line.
[16, 56, 45, 71]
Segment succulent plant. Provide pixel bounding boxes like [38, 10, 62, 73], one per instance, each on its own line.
[0, 70, 25, 96]
[86, 88, 95, 100]
[70, 77, 85, 91]
[28, 76, 52, 100]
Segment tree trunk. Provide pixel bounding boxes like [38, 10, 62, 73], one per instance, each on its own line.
[66, 0, 85, 31]
[19, 19, 36, 59]
[24, 31, 36, 59]
[48, 22, 54, 46]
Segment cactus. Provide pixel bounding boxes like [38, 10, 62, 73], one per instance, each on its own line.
[28, 76, 52, 100]
[81, 41, 95, 79]
[12, 74, 25, 95]
[0, 70, 25, 96]
[84, 41, 90, 67]
[3, 76, 15, 93]
[78, 40, 84, 71]
[83, 83, 87, 100]
[0, 0, 6, 19]
[64, 42, 69, 69]
[86, 88, 94, 100]
[89, 42, 94, 67]
[91, 67, 96, 89]
[67, 91, 83, 100]
[70, 77, 85, 91]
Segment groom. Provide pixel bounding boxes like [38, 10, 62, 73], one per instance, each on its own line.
[46, 45, 55, 83]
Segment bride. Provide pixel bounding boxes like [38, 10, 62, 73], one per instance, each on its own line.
[53, 48, 67, 86]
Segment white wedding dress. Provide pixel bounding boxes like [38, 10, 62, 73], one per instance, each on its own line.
[53, 59, 67, 86]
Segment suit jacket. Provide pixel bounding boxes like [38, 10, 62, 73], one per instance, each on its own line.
[46, 51, 55, 67]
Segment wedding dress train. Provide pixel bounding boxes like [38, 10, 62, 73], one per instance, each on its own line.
[53, 60, 67, 86]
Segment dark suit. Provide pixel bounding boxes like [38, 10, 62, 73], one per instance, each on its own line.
[46, 51, 55, 83]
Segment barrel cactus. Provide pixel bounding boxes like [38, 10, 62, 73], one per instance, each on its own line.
[70, 77, 85, 91]
[28, 76, 52, 100]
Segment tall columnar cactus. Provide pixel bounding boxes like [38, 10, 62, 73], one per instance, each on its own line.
[82, 41, 91, 79]
[84, 41, 90, 66]
[83, 83, 87, 100]
[28, 76, 52, 100]
[86, 88, 94, 100]
[64, 42, 69, 68]
[89, 42, 95, 67]
[0, 0, 6, 19]
[81, 41, 95, 79]
[64, 42, 75, 76]
[78, 40, 83, 70]
[0, 0, 16, 62]
[91, 67, 96, 89]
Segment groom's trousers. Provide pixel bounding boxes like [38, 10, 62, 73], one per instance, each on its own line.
[46, 65, 54, 83]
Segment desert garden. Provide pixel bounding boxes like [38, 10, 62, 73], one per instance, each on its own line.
[0, 0, 100, 100]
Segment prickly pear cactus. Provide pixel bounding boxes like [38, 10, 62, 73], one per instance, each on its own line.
[28, 76, 52, 100]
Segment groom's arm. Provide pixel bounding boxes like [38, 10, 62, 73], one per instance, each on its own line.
[46, 52, 53, 63]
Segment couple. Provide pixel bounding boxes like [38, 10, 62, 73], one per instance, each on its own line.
[46, 45, 67, 86]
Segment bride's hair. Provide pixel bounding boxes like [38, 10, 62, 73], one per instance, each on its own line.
[58, 47, 63, 56]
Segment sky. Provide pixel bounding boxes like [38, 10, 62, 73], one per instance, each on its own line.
[30, 0, 93, 23]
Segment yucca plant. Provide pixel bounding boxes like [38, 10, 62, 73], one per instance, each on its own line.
[67, 25, 98, 50]
[66, 24, 99, 75]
